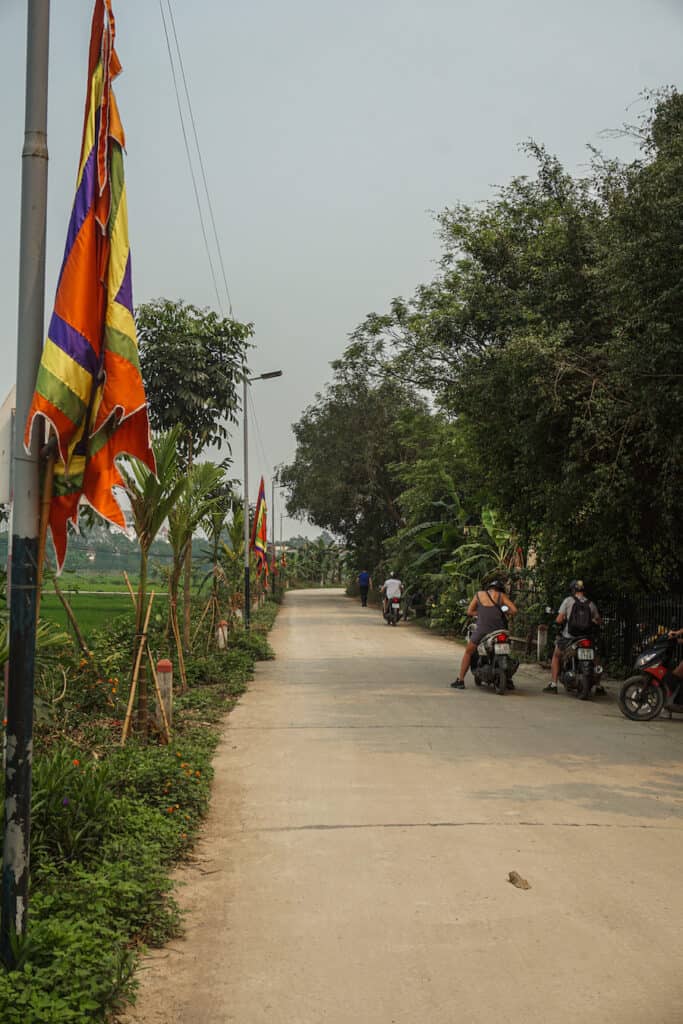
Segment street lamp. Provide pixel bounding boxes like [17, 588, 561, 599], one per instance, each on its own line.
[243, 370, 283, 629]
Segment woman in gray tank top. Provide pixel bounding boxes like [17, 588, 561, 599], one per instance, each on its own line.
[450, 580, 518, 689]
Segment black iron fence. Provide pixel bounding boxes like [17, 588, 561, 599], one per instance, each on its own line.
[597, 593, 683, 673]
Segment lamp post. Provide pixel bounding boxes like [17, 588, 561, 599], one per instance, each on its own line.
[242, 370, 282, 630]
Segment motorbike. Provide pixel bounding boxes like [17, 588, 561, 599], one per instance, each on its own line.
[557, 635, 603, 700]
[468, 610, 519, 695]
[383, 595, 402, 626]
[618, 633, 682, 722]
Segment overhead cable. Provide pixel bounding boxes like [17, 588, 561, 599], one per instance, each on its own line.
[158, 0, 223, 313]
[166, 0, 235, 317]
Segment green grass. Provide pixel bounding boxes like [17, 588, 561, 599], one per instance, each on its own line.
[40, 593, 137, 633]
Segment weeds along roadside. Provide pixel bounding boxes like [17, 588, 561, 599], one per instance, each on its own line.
[0, 598, 279, 1024]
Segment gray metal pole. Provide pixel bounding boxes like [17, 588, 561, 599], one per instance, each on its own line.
[2, 0, 50, 965]
[271, 474, 275, 592]
[242, 376, 250, 630]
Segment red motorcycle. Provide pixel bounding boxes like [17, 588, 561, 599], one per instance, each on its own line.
[618, 633, 683, 721]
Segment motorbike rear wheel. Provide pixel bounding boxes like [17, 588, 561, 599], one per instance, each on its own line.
[618, 676, 665, 721]
[578, 670, 592, 701]
[496, 668, 506, 695]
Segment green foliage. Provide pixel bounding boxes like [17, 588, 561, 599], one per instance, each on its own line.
[292, 90, 683, 600]
[31, 751, 119, 869]
[0, 592, 280, 1023]
[280, 370, 429, 568]
[136, 298, 253, 463]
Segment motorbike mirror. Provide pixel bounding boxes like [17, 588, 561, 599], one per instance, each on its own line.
[545, 606, 553, 614]
[500, 605, 509, 613]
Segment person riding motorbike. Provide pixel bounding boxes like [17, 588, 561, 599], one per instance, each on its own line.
[543, 579, 602, 694]
[450, 579, 517, 690]
[665, 626, 683, 689]
[381, 573, 404, 617]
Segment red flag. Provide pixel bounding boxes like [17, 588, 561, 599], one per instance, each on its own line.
[250, 477, 268, 577]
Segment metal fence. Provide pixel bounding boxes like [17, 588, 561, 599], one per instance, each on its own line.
[598, 593, 683, 673]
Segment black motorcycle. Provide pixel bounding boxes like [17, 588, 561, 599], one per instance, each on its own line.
[557, 635, 603, 700]
[383, 595, 402, 626]
[618, 633, 682, 722]
[469, 612, 519, 695]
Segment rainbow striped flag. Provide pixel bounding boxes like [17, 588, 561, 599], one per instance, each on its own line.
[24, 0, 154, 570]
[250, 476, 268, 578]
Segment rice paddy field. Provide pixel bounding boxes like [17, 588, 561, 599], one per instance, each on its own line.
[40, 574, 170, 634]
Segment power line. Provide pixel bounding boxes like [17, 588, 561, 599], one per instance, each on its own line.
[158, 0, 223, 312]
[166, 0, 235, 318]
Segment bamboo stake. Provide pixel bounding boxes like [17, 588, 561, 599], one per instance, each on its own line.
[191, 595, 213, 648]
[148, 652, 171, 742]
[122, 574, 171, 741]
[123, 570, 136, 606]
[171, 603, 188, 693]
[53, 577, 91, 658]
[121, 591, 155, 745]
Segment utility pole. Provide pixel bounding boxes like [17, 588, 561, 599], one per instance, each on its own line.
[271, 474, 276, 594]
[242, 375, 250, 630]
[2, 0, 50, 965]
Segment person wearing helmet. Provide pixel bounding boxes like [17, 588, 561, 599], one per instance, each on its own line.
[381, 572, 403, 617]
[543, 580, 602, 694]
[451, 579, 517, 689]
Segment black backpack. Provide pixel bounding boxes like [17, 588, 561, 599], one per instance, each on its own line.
[567, 597, 593, 637]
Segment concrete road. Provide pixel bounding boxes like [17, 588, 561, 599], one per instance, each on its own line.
[125, 590, 683, 1024]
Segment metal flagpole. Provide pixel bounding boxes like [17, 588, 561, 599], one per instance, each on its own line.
[1, 0, 50, 965]
[242, 375, 250, 630]
[271, 474, 275, 591]
[242, 371, 282, 626]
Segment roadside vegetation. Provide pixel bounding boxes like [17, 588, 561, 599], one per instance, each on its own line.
[280, 90, 683, 641]
[0, 298, 287, 1019]
[0, 598, 278, 1023]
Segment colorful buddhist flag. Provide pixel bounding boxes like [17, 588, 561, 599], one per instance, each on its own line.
[250, 476, 268, 577]
[24, 0, 154, 570]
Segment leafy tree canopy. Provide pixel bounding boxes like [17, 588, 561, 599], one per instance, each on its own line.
[136, 298, 253, 463]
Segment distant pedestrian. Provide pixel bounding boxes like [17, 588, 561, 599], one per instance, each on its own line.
[358, 569, 372, 607]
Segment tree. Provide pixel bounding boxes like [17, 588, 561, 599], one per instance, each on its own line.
[167, 461, 226, 677]
[280, 365, 429, 570]
[136, 298, 253, 644]
[137, 299, 253, 461]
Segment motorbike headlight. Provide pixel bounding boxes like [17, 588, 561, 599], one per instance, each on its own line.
[635, 651, 658, 669]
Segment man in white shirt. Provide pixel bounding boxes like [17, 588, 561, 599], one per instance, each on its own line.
[381, 574, 403, 616]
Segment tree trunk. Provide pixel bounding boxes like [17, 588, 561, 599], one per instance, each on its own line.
[183, 542, 192, 649]
[183, 443, 193, 648]
[136, 546, 149, 733]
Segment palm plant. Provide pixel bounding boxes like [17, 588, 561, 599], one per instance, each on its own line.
[167, 460, 225, 667]
[120, 426, 187, 728]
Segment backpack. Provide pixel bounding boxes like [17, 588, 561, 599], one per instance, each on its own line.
[567, 597, 593, 637]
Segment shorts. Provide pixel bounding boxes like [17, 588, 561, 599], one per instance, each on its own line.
[554, 636, 572, 652]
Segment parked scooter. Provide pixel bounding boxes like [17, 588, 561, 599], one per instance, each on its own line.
[618, 631, 682, 721]
[557, 635, 603, 700]
[545, 607, 603, 700]
[468, 609, 519, 695]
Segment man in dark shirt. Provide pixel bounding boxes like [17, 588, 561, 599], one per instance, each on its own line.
[358, 569, 372, 607]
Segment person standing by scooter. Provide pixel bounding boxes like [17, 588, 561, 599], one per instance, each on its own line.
[451, 580, 518, 689]
[357, 569, 372, 607]
[543, 580, 602, 694]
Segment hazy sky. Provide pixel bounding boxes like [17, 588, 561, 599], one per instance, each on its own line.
[1, 0, 682, 536]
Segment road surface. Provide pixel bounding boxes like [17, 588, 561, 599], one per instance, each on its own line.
[125, 589, 683, 1024]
